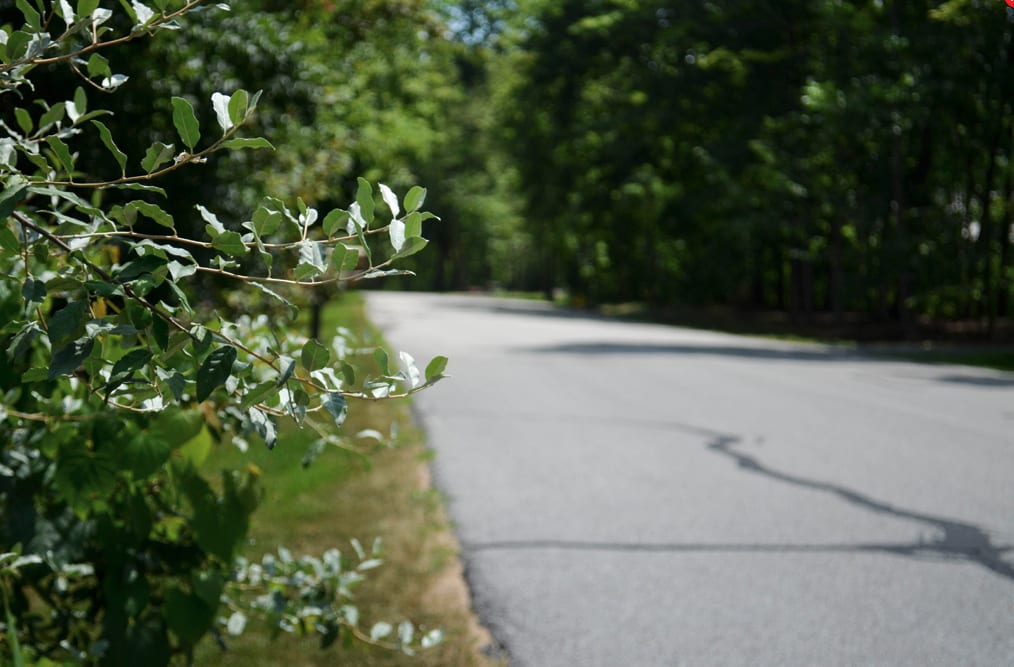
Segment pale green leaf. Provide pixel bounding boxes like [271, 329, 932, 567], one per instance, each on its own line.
[425, 355, 448, 382]
[355, 177, 374, 225]
[393, 236, 428, 259]
[300, 339, 330, 372]
[170, 96, 200, 150]
[220, 137, 273, 151]
[404, 186, 426, 213]
[91, 120, 127, 175]
[141, 141, 175, 174]
[45, 136, 74, 174]
[212, 231, 248, 256]
[228, 89, 249, 126]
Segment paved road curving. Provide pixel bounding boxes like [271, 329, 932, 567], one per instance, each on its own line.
[366, 292, 1014, 667]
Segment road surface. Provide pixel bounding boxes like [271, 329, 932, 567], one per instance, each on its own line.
[366, 292, 1014, 667]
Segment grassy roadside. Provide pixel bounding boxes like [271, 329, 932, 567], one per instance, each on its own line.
[194, 293, 499, 667]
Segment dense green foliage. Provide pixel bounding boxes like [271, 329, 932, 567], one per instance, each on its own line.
[0, 2, 447, 664]
[488, 0, 1014, 337]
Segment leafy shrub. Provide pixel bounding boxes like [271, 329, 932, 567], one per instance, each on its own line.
[0, 2, 444, 664]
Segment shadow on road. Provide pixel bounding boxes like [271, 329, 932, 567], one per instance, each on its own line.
[522, 341, 860, 363]
[465, 425, 1014, 586]
[934, 374, 1014, 388]
[519, 341, 1014, 388]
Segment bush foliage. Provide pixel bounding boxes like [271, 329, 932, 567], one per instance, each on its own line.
[0, 2, 445, 664]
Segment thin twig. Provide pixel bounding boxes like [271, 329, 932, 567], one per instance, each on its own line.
[3, 1, 206, 70]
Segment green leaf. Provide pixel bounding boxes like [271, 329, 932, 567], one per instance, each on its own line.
[108, 348, 152, 385]
[166, 371, 185, 402]
[38, 103, 66, 132]
[228, 89, 249, 126]
[48, 336, 94, 380]
[240, 380, 276, 409]
[123, 430, 171, 479]
[21, 278, 46, 305]
[404, 185, 426, 213]
[374, 347, 390, 375]
[45, 136, 75, 174]
[170, 97, 200, 150]
[393, 236, 428, 259]
[16, 0, 41, 31]
[4, 31, 29, 64]
[425, 355, 448, 382]
[14, 108, 32, 135]
[114, 183, 167, 197]
[77, 0, 100, 17]
[151, 408, 204, 449]
[251, 204, 282, 237]
[220, 137, 274, 150]
[47, 301, 89, 347]
[330, 243, 359, 272]
[53, 432, 117, 510]
[115, 255, 166, 282]
[72, 87, 87, 120]
[45, 276, 82, 293]
[6, 322, 41, 360]
[141, 141, 175, 174]
[341, 362, 356, 387]
[0, 224, 19, 257]
[20, 367, 47, 382]
[176, 426, 212, 469]
[403, 211, 424, 239]
[196, 345, 237, 402]
[164, 588, 215, 647]
[356, 177, 375, 225]
[87, 52, 110, 78]
[191, 570, 224, 609]
[0, 184, 27, 222]
[91, 120, 127, 175]
[127, 201, 174, 230]
[212, 231, 247, 256]
[300, 339, 330, 372]
[322, 392, 347, 428]
[249, 282, 297, 317]
[322, 209, 349, 237]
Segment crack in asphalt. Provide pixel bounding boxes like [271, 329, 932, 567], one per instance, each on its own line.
[706, 436, 1014, 584]
[463, 540, 1014, 558]
[463, 433, 1014, 586]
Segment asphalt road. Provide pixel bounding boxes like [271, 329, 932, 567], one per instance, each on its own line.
[365, 292, 1014, 667]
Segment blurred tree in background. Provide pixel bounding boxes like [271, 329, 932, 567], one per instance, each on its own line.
[493, 0, 1014, 339]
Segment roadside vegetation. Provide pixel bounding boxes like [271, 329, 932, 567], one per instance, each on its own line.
[196, 295, 497, 667]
